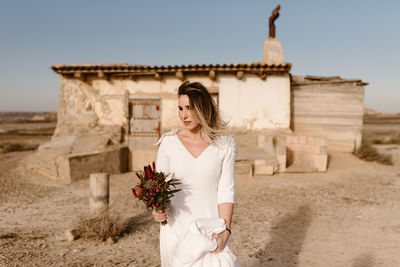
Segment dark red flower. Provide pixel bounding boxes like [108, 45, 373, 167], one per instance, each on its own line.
[132, 185, 144, 198]
[145, 165, 153, 180]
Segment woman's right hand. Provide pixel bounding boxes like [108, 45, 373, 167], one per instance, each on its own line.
[152, 207, 169, 223]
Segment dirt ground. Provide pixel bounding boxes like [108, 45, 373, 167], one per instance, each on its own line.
[1, 119, 400, 266]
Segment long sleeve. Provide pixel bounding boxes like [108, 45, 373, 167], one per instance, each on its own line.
[217, 137, 236, 204]
[156, 138, 169, 174]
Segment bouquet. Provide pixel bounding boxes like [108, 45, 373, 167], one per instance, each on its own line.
[131, 162, 181, 225]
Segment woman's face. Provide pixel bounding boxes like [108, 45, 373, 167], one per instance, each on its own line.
[178, 94, 199, 130]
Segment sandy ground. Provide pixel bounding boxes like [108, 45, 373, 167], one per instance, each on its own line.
[1, 121, 400, 266]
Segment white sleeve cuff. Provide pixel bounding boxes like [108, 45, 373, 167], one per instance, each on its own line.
[217, 193, 234, 204]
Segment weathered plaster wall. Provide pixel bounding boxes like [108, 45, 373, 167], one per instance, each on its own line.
[218, 74, 290, 129]
[54, 72, 297, 145]
[123, 73, 290, 131]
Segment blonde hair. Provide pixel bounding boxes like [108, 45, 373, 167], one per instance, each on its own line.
[178, 81, 227, 142]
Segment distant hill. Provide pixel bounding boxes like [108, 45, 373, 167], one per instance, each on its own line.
[363, 107, 400, 124]
[0, 112, 57, 122]
[363, 107, 398, 116]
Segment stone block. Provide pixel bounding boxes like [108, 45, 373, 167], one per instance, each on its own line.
[235, 160, 252, 177]
[39, 135, 76, 152]
[286, 165, 319, 173]
[254, 159, 267, 166]
[276, 154, 286, 172]
[285, 134, 328, 173]
[59, 146, 129, 184]
[254, 165, 274, 176]
[26, 141, 73, 179]
[71, 134, 110, 154]
[312, 154, 328, 172]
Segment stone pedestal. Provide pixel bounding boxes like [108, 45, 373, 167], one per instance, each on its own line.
[89, 173, 110, 215]
[263, 37, 284, 64]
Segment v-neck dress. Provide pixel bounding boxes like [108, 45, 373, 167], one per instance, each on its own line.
[155, 129, 240, 267]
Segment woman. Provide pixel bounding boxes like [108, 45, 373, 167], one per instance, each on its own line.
[153, 81, 240, 266]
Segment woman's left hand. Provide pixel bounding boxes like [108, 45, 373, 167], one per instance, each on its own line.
[211, 229, 230, 254]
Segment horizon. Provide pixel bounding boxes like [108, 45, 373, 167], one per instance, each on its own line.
[0, 1, 399, 113]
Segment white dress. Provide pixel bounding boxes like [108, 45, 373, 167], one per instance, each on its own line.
[155, 129, 240, 267]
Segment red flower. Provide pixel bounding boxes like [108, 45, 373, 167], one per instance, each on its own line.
[152, 161, 156, 172]
[132, 185, 144, 198]
[145, 165, 153, 180]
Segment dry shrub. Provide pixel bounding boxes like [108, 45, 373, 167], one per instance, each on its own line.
[74, 208, 123, 242]
[388, 137, 400, 144]
[372, 136, 400, 145]
[354, 140, 393, 165]
[371, 139, 384, 144]
[0, 142, 38, 153]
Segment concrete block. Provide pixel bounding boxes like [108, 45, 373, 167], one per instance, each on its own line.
[71, 134, 110, 154]
[276, 154, 286, 172]
[254, 165, 274, 175]
[254, 159, 267, 166]
[312, 154, 328, 172]
[286, 165, 319, 173]
[60, 146, 129, 184]
[278, 163, 286, 173]
[89, 173, 110, 215]
[26, 143, 73, 179]
[235, 160, 252, 177]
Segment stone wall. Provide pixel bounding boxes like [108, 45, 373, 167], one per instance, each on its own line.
[54, 76, 128, 147]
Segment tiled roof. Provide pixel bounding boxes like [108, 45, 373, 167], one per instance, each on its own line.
[51, 63, 291, 76]
[291, 75, 368, 86]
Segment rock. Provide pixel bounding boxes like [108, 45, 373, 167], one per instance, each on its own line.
[55, 232, 67, 242]
[106, 236, 116, 245]
[65, 229, 80, 242]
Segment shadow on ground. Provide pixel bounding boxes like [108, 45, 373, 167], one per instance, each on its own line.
[352, 253, 375, 267]
[120, 210, 153, 235]
[252, 204, 313, 267]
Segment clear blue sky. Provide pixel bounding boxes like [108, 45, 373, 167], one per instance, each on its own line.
[0, 0, 399, 113]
